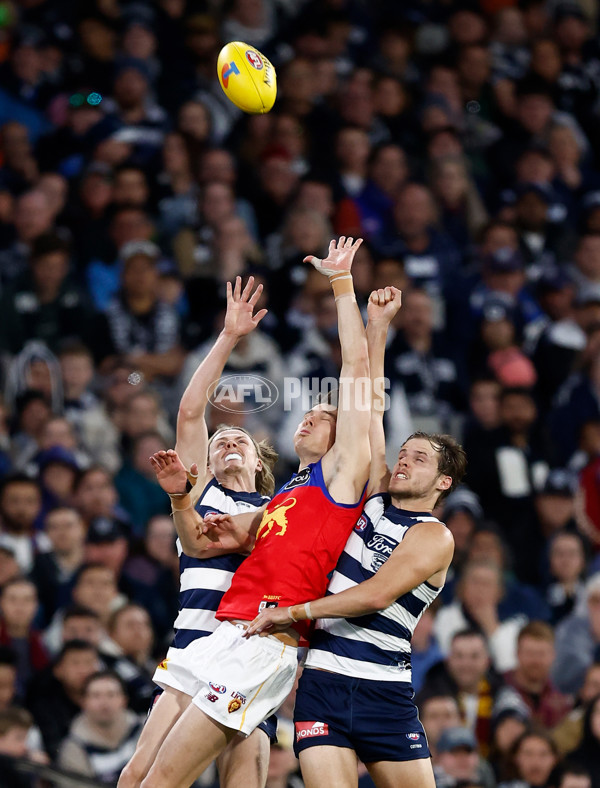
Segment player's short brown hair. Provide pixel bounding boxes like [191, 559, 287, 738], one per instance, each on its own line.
[404, 432, 467, 501]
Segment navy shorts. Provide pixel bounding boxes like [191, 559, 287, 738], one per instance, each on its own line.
[147, 687, 277, 743]
[293, 669, 430, 763]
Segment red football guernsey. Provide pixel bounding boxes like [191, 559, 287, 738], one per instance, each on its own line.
[216, 459, 365, 637]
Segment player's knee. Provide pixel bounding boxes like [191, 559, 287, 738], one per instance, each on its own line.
[118, 759, 145, 788]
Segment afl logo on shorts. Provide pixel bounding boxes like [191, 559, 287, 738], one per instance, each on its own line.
[406, 733, 421, 740]
[246, 50, 264, 69]
[209, 682, 226, 694]
[355, 515, 367, 532]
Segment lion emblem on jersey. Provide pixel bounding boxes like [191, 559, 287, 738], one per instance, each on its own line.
[256, 498, 296, 539]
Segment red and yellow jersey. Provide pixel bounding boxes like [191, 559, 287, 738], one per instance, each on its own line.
[217, 459, 366, 637]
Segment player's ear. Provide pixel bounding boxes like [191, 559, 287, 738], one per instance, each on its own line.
[438, 475, 452, 492]
[256, 458, 263, 473]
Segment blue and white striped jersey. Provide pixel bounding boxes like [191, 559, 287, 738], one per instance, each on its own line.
[305, 494, 444, 682]
[172, 478, 269, 651]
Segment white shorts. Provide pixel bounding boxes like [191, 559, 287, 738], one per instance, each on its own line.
[153, 643, 200, 696]
[187, 620, 298, 735]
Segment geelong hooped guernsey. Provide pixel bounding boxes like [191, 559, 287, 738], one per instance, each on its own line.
[217, 460, 366, 639]
[305, 494, 444, 682]
[172, 478, 269, 651]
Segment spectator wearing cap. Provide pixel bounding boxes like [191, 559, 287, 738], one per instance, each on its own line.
[513, 181, 577, 274]
[553, 573, 600, 694]
[497, 621, 573, 730]
[474, 294, 538, 389]
[99, 57, 168, 167]
[433, 727, 494, 788]
[0, 578, 49, 701]
[84, 515, 130, 578]
[30, 507, 86, 628]
[524, 267, 585, 413]
[0, 474, 48, 575]
[534, 469, 578, 542]
[439, 487, 484, 602]
[98, 239, 185, 382]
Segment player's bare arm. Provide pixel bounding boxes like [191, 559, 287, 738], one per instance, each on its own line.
[150, 449, 265, 557]
[175, 275, 267, 477]
[306, 237, 371, 503]
[365, 287, 402, 498]
[245, 522, 454, 635]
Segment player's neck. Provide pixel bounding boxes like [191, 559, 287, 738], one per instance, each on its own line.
[389, 493, 435, 513]
[296, 449, 322, 471]
[217, 470, 256, 493]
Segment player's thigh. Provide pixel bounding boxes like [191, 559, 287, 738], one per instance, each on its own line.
[141, 704, 235, 788]
[366, 757, 436, 788]
[217, 727, 270, 788]
[118, 688, 191, 785]
[299, 745, 358, 788]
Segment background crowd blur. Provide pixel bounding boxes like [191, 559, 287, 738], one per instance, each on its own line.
[2, 0, 600, 786]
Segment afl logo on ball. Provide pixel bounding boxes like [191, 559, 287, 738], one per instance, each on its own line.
[246, 50, 264, 69]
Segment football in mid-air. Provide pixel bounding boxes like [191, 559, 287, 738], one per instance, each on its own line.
[217, 41, 277, 114]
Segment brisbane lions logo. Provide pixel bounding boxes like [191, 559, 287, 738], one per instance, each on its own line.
[256, 498, 296, 539]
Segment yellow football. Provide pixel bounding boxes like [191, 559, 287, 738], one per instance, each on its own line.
[217, 41, 277, 114]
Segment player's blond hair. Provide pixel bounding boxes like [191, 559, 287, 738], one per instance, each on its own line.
[208, 424, 278, 497]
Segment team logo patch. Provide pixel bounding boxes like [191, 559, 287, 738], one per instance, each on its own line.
[231, 691, 246, 704]
[256, 498, 296, 539]
[209, 682, 226, 694]
[295, 721, 329, 739]
[406, 733, 421, 740]
[228, 699, 242, 713]
[206, 693, 219, 703]
[246, 49, 263, 69]
[157, 658, 169, 670]
[283, 467, 311, 490]
[221, 61, 240, 87]
[355, 514, 367, 532]
[259, 600, 279, 612]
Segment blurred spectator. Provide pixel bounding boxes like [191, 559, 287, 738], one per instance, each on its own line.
[0, 646, 17, 711]
[31, 506, 86, 627]
[565, 694, 600, 786]
[419, 628, 501, 753]
[433, 726, 494, 788]
[57, 671, 143, 783]
[552, 661, 600, 756]
[420, 694, 463, 760]
[99, 240, 185, 382]
[535, 470, 578, 542]
[411, 607, 444, 695]
[545, 531, 587, 624]
[0, 707, 38, 788]
[26, 639, 100, 759]
[84, 516, 130, 579]
[0, 474, 47, 574]
[434, 560, 527, 673]
[553, 573, 600, 694]
[0, 190, 54, 290]
[498, 621, 573, 729]
[488, 707, 530, 784]
[0, 578, 48, 699]
[499, 729, 559, 788]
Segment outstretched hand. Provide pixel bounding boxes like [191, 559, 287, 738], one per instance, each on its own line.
[304, 236, 363, 277]
[223, 276, 268, 338]
[150, 449, 193, 496]
[367, 286, 402, 324]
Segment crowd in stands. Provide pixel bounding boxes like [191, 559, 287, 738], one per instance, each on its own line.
[2, 0, 600, 786]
